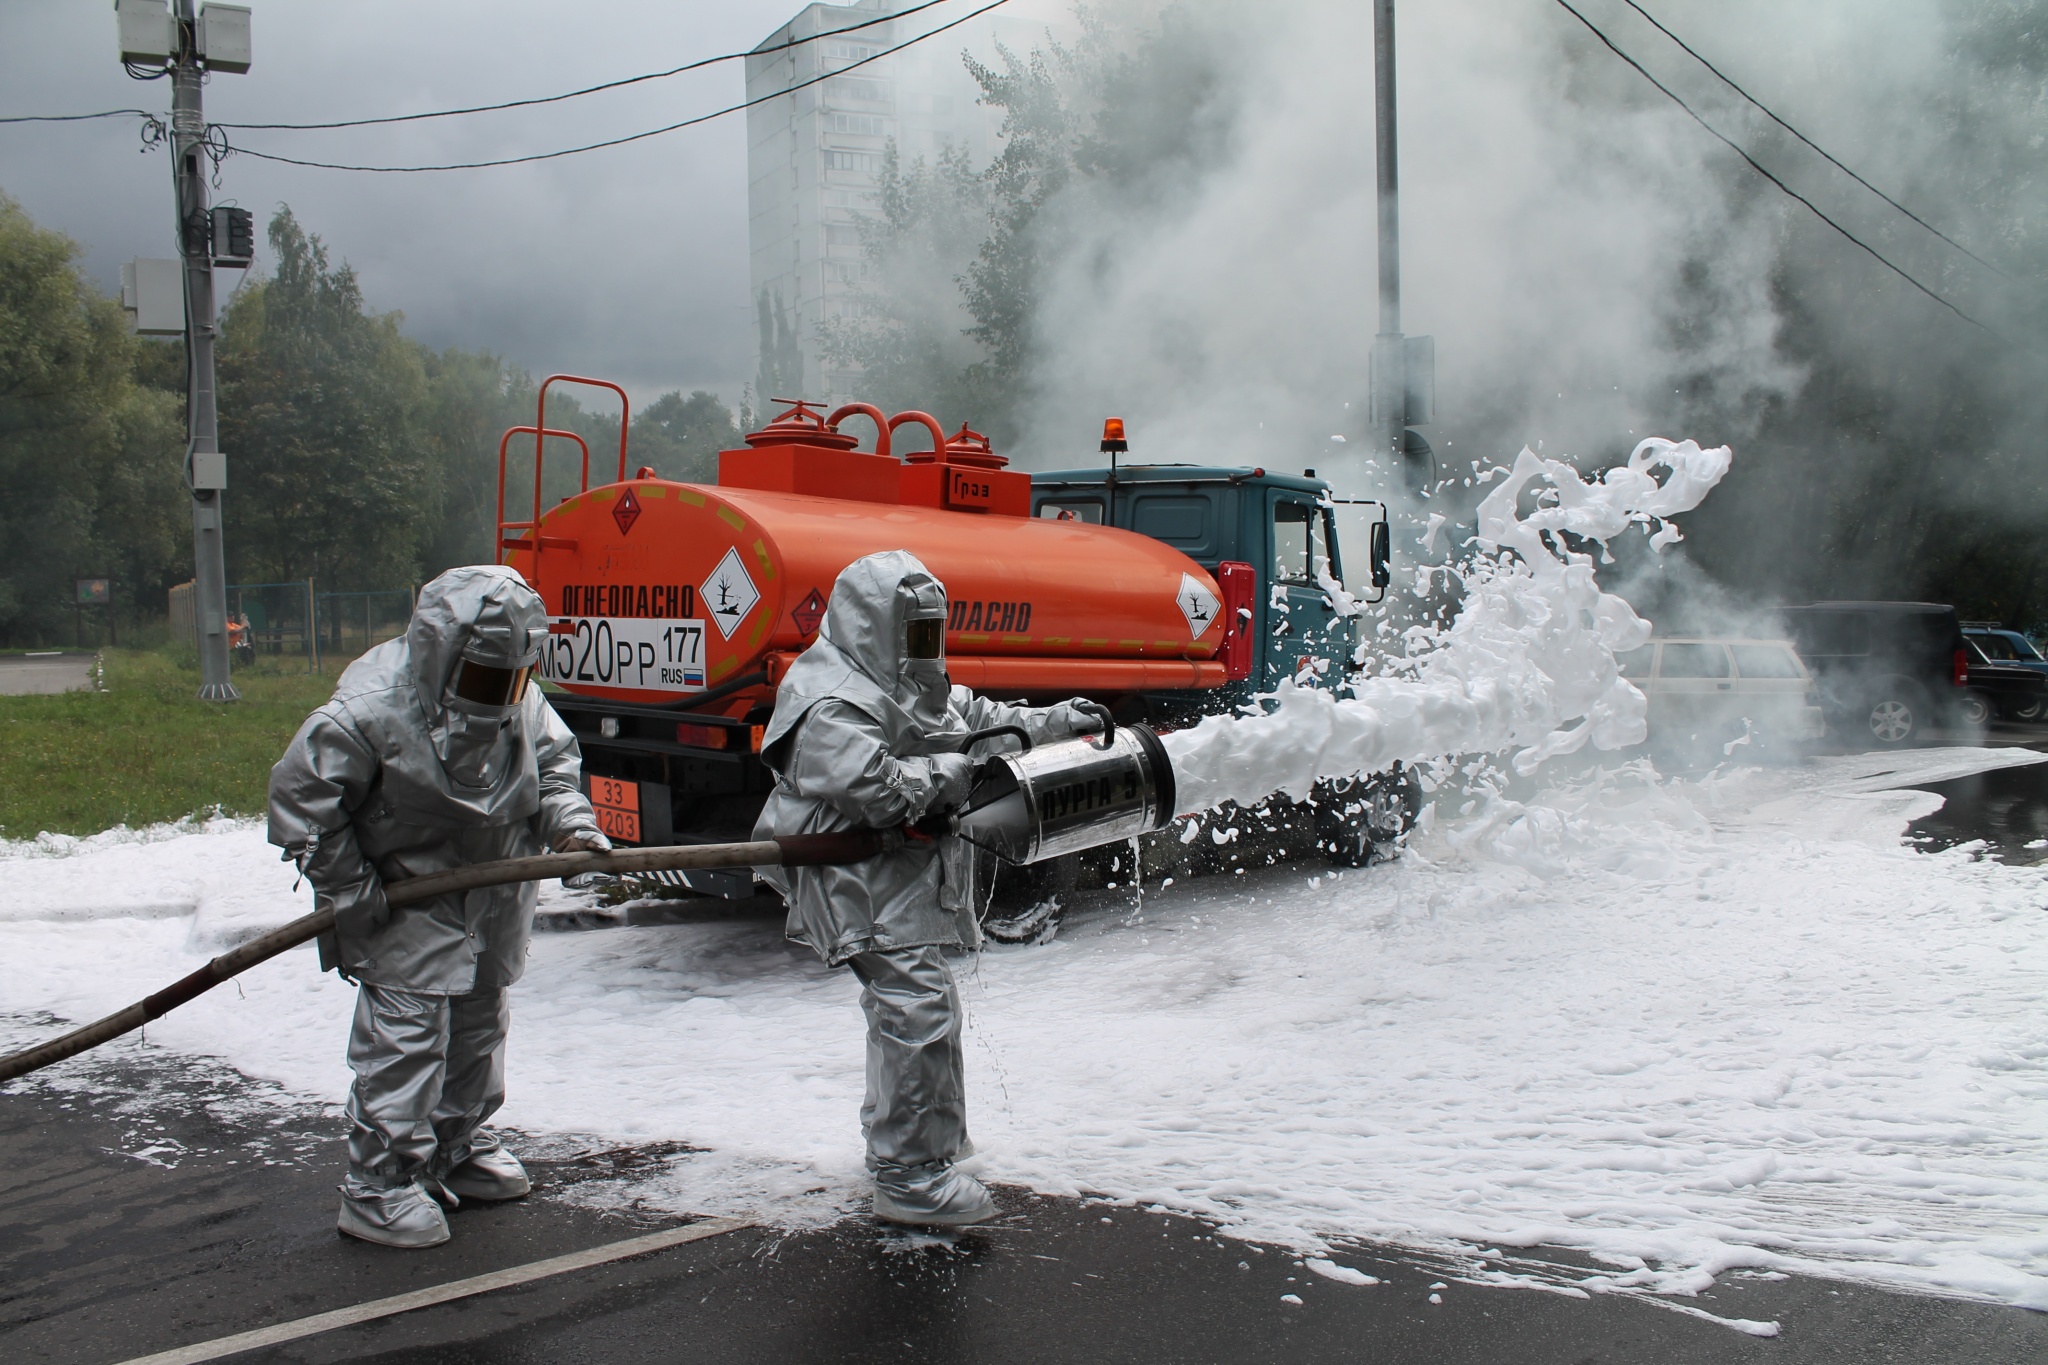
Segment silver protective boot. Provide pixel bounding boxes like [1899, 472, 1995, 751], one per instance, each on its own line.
[438, 1129, 531, 1202]
[872, 1164, 998, 1227]
[337, 1178, 451, 1249]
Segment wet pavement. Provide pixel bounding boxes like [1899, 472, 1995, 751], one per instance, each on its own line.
[1906, 749, 2048, 864]
[5, 1044, 2044, 1365]
[0, 652, 96, 696]
[6, 750, 2048, 1363]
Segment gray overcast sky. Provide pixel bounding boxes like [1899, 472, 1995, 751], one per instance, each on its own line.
[0, 0, 1039, 404]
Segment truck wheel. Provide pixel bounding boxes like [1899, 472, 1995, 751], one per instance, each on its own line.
[1315, 767, 1420, 867]
[2017, 699, 2045, 722]
[1958, 692, 1993, 727]
[1864, 681, 1925, 746]
[981, 855, 1075, 943]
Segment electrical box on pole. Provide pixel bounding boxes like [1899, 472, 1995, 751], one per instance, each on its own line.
[115, 0, 175, 66]
[120, 1, 254, 702]
[210, 206, 255, 268]
[196, 4, 252, 73]
[1369, 334, 1434, 428]
[121, 258, 186, 334]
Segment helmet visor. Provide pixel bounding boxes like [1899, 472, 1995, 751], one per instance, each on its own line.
[451, 659, 532, 707]
[906, 618, 944, 661]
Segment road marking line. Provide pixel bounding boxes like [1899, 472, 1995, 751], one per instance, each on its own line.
[111, 1216, 750, 1365]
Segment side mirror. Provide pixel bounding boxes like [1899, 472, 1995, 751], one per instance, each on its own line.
[1370, 520, 1391, 589]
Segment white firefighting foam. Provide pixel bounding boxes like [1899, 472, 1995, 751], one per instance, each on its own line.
[10, 436, 2048, 1323]
[5, 746, 2048, 1324]
[1163, 438, 1733, 810]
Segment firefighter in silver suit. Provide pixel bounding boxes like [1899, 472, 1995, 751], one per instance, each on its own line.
[754, 550, 1102, 1226]
[268, 565, 608, 1249]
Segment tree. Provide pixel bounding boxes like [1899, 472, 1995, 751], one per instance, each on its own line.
[216, 208, 433, 590]
[756, 289, 804, 403]
[818, 6, 1241, 446]
[629, 390, 745, 484]
[0, 193, 184, 645]
[416, 348, 531, 575]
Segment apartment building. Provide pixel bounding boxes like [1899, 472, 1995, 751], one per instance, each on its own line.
[745, 1, 1013, 403]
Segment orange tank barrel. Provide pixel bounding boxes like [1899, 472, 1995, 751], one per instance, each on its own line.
[501, 397, 1231, 710]
[508, 479, 1227, 708]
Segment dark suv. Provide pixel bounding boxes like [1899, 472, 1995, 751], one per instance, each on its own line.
[1782, 602, 1971, 746]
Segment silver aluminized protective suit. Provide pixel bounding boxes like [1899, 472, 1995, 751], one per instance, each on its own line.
[268, 565, 604, 1196]
[752, 550, 1096, 1208]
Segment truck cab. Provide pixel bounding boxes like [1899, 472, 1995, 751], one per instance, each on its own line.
[1029, 465, 1389, 704]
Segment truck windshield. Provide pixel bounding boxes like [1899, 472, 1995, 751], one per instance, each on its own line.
[1037, 500, 1103, 523]
[1273, 501, 1328, 584]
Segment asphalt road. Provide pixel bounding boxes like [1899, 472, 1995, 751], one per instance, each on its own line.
[4, 753, 2048, 1363]
[0, 652, 96, 696]
[4, 1046, 2043, 1365]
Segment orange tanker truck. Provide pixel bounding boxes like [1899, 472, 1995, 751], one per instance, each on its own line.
[498, 377, 1398, 897]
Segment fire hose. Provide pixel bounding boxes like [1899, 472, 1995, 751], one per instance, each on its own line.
[0, 830, 897, 1086]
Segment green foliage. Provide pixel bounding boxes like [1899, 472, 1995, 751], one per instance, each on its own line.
[818, 143, 997, 428]
[0, 647, 339, 838]
[756, 288, 804, 403]
[818, 5, 1241, 445]
[628, 389, 745, 484]
[216, 208, 435, 589]
[0, 192, 186, 646]
[1, 197, 743, 646]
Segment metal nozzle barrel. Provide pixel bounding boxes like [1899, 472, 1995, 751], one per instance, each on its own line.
[955, 725, 1177, 865]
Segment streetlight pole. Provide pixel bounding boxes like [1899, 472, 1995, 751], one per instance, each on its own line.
[168, 0, 239, 701]
[1369, 0, 1410, 489]
[1369, 0, 1433, 494]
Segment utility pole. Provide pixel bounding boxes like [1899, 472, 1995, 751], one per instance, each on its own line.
[120, 0, 253, 700]
[1369, 0, 1434, 494]
[172, 1, 236, 701]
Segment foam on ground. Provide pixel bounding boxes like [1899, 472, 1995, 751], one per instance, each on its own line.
[3, 746, 2046, 1315]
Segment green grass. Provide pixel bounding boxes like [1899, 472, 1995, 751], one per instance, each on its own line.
[0, 649, 340, 840]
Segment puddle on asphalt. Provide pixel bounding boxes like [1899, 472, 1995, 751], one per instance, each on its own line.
[1906, 761, 2048, 865]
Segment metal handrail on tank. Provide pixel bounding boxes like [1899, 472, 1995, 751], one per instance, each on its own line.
[538, 374, 630, 485]
[496, 425, 590, 554]
[826, 402, 891, 460]
[887, 409, 948, 461]
[495, 375, 631, 559]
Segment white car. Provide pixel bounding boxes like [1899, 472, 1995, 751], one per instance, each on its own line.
[1615, 638, 1828, 752]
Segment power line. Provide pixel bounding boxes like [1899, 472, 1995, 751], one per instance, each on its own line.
[227, 0, 1010, 173]
[0, 108, 154, 125]
[1552, 0, 2002, 341]
[1620, 0, 2006, 279]
[215, 0, 962, 132]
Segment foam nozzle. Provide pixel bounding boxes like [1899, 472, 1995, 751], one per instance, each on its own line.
[955, 726, 1176, 864]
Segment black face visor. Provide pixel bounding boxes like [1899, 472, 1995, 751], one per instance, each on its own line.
[906, 617, 945, 661]
[451, 659, 532, 707]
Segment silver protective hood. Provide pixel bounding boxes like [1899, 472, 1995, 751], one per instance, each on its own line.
[410, 566, 548, 794]
[761, 550, 959, 766]
[333, 565, 551, 826]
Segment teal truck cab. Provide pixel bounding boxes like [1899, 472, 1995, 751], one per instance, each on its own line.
[1030, 463, 1391, 711]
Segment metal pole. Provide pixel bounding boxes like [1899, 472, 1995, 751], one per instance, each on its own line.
[171, 1, 239, 701]
[1370, 0, 1411, 486]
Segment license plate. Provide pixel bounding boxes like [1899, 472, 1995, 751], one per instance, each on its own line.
[537, 617, 706, 693]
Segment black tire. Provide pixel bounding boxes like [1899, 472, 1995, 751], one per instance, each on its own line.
[2016, 699, 2045, 722]
[1315, 767, 1422, 866]
[1863, 680, 1927, 746]
[1958, 692, 1994, 727]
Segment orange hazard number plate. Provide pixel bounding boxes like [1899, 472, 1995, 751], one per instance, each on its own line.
[591, 776, 641, 844]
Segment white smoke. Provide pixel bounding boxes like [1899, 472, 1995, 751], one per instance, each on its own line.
[1006, 0, 1802, 487]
